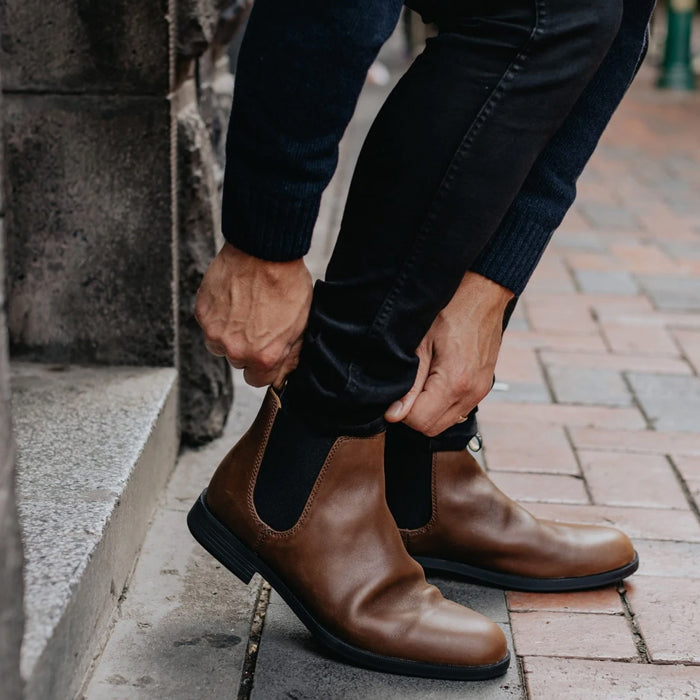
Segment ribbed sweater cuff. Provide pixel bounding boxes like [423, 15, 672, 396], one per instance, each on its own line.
[222, 178, 321, 261]
[471, 208, 555, 296]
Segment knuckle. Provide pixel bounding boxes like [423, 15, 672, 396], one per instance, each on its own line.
[256, 350, 280, 372]
[424, 424, 441, 438]
[454, 376, 472, 396]
[475, 379, 492, 401]
[193, 294, 209, 323]
[222, 341, 245, 363]
[202, 327, 221, 346]
[414, 418, 435, 436]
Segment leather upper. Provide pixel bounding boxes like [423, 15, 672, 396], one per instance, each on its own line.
[206, 389, 507, 667]
[403, 450, 636, 579]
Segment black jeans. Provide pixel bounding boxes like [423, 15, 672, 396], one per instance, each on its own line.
[285, 0, 623, 435]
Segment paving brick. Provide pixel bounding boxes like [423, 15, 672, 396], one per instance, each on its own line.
[485, 381, 551, 405]
[482, 423, 580, 475]
[488, 472, 589, 505]
[478, 402, 646, 430]
[540, 349, 691, 375]
[510, 611, 638, 660]
[598, 311, 700, 330]
[638, 275, 700, 312]
[673, 328, 700, 374]
[588, 294, 656, 321]
[615, 181, 663, 212]
[504, 330, 608, 353]
[610, 243, 681, 275]
[546, 366, 632, 407]
[673, 455, 700, 510]
[626, 373, 700, 432]
[526, 503, 700, 542]
[494, 345, 543, 383]
[523, 658, 700, 700]
[580, 202, 640, 230]
[632, 539, 700, 579]
[507, 588, 623, 615]
[574, 270, 640, 296]
[526, 254, 577, 294]
[579, 451, 689, 509]
[577, 180, 620, 205]
[505, 301, 530, 332]
[660, 240, 700, 262]
[551, 232, 605, 253]
[626, 576, 700, 663]
[637, 541, 700, 585]
[563, 251, 619, 272]
[556, 207, 590, 232]
[570, 427, 700, 457]
[601, 322, 679, 356]
[523, 295, 598, 335]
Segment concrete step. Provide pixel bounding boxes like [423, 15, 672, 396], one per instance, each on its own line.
[82, 381, 265, 700]
[11, 363, 179, 700]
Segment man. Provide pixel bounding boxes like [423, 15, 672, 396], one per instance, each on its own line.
[190, 0, 653, 679]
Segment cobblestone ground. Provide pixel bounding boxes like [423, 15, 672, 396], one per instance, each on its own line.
[85, 48, 700, 700]
[479, 64, 700, 696]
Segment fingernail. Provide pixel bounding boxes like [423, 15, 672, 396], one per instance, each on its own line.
[386, 401, 403, 420]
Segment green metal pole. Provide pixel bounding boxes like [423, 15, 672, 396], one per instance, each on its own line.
[658, 0, 697, 90]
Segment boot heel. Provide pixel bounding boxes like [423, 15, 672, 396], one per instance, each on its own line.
[187, 490, 258, 585]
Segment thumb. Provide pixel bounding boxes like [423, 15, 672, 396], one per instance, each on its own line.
[385, 343, 431, 422]
[271, 339, 302, 389]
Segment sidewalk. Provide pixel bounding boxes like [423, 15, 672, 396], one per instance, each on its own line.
[83, 52, 700, 699]
[480, 62, 700, 696]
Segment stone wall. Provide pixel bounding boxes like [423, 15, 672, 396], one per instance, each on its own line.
[0, 0, 249, 443]
[0, 163, 24, 700]
[175, 0, 251, 443]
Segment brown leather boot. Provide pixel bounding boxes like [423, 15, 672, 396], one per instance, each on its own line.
[187, 389, 509, 679]
[399, 449, 638, 592]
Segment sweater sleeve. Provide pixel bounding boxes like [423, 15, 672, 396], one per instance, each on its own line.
[471, 0, 653, 296]
[222, 0, 404, 261]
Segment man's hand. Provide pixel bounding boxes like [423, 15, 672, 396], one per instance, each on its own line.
[384, 272, 514, 437]
[195, 242, 313, 388]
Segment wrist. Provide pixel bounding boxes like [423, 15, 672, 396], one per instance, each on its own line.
[454, 271, 515, 312]
[222, 242, 307, 274]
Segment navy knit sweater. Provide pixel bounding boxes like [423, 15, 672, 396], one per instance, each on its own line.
[222, 0, 649, 296]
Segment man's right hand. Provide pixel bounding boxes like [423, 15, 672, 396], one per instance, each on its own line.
[195, 242, 313, 388]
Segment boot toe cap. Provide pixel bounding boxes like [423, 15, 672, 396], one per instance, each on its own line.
[412, 598, 509, 668]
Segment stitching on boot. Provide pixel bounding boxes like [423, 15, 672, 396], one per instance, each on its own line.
[401, 451, 440, 536]
[266, 436, 350, 539]
[247, 394, 280, 553]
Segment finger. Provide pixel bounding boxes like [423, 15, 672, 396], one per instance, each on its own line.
[204, 339, 227, 357]
[271, 339, 303, 389]
[424, 400, 472, 437]
[402, 372, 453, 435]
[243, 366, 279, 388]
[384, 345, 431, 423]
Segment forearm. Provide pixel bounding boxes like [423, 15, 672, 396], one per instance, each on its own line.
[471, 0, 656, 296]
[222, 0, 403, 262]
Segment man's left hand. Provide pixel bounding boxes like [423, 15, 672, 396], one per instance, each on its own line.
[384, 271, 514, 437]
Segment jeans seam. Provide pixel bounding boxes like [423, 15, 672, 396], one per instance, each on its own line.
[344, 0, 547, 398]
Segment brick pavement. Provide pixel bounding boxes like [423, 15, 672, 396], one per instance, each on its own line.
[481, 63, 700, 697]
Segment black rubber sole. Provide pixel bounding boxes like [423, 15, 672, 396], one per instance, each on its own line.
[187, 490, 510, 680]
[415, 552, 640, 593]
